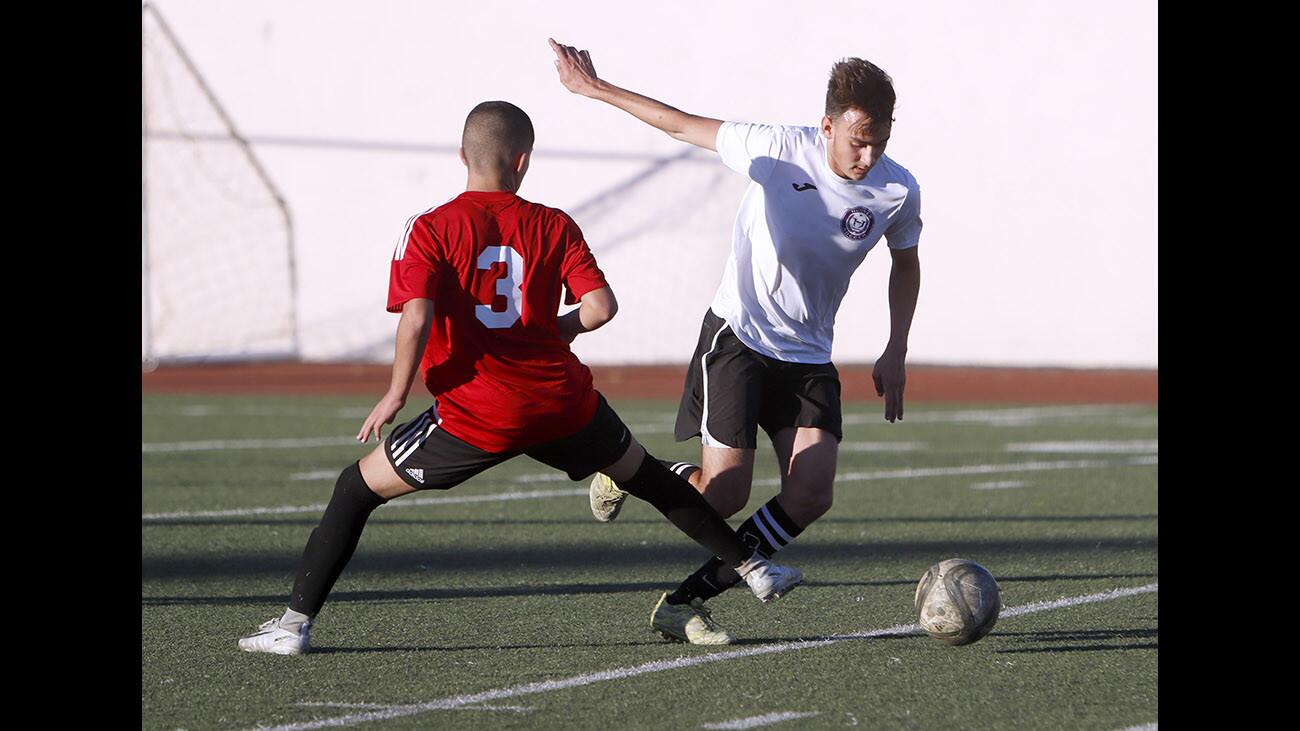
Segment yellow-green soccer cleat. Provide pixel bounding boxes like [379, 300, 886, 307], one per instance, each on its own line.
[650, 592, 736, 645]
[589, 472, 629, 522]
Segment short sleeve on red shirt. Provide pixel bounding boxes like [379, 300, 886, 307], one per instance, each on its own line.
[558, 213, 608, 305]
[387, 216, 441, 312]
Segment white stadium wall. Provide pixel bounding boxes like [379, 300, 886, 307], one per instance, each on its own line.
[142, 0, 1157, 368]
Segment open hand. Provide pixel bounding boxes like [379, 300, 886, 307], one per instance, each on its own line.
[357, 393, 405, 443]
[548, 38, 600, 96]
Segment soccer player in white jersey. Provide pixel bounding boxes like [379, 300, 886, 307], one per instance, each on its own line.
[550, 39, 922, 644]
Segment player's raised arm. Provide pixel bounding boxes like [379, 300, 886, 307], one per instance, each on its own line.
[549, 38, 722, 152]
[357, 298, 435, 442]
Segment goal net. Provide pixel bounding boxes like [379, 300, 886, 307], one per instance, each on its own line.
[142, 4, 297, 365]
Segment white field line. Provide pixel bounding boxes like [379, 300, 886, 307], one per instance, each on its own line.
[511, 473, 573, 484]
[295, 702, 531, 714]
[142, 423, 674, 456]
[148, 457, 1157, 521]
[147, 404, 1140, 423]
[291, 471, 340, 481]
[623, 406, 1143, 429]
[840, 441, 926, 452]
[702, 711, 820, 729]
[626, 422, 675, 434]
[143, 436, 359, 453]
[971, 481, 1026, 490]
[141, 488, 587, 521]
[752, 456, 1157, 487]
[1116, 725, 1157, 731]
[144, 405, 371, 419]
[1006, 440, 1158, 454]
[567, 406, 1144, 428]
[842, 405, 1140, 427]
[257, 583, 1157, 731]
[143, 406, 1154, 455]
[294, 704, 400, 711]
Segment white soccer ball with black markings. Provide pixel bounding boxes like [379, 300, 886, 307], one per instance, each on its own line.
[914, 558, 1001, 646]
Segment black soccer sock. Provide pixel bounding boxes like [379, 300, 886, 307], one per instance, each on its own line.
[288, 462, 388, 617]
[658, 459, 700, 484]
[616, 453, 749, 567]
[666, 497, 805, 606]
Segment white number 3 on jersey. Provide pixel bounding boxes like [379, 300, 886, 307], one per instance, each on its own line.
[475, 245, 524, 329]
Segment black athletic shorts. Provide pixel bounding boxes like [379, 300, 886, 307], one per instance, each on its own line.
[384, 392, 633, 490]
[674, 309, 843, 449]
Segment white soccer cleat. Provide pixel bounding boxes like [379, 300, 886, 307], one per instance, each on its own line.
[589, 472, 629, 522]
[738, 557, 804, 603]
[650, 592, 736, 645]
[238, 617, 311, 655]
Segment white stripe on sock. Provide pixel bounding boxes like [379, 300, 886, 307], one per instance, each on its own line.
[757, 504, 795, 545]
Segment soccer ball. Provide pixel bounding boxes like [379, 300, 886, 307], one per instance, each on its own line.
[914, 558, 1001, 646]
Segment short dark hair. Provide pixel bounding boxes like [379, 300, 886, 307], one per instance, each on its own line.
[825, 58, 896, 124]
[461, 101, 535, 171]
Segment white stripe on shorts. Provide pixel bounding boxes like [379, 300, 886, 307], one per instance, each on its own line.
[699, 321, 733, 448]
[394, 421, 438, 466]
[390, 404, 443, 466]
[391, 412, 432, 453]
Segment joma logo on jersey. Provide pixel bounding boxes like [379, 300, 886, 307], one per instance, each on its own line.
[840, 207, 874, 240]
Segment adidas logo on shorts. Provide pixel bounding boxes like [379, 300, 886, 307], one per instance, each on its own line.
[405, 468, 425, 484]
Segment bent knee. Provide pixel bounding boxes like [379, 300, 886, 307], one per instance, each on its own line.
[781, 487, 834, 524]
[697, 473, 751, 518]
[712, 496, 749, 519]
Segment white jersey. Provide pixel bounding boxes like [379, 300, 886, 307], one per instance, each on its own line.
[710, 122, 922, 364]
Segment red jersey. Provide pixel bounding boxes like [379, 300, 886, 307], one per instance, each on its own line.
[387, 191, 608, 453]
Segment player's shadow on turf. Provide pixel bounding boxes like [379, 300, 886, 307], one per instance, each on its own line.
[146, 570, 1158, 608]
[142, 514, 1159, 528]
[304, 639, 666, 654]
[993, 572, 1159, 583]
[992, 628, 1158, 654]
[142, 537, 1159, 582]
[804, 572, 1157, 591]
[144, 581, 682, 607]
[728, 634, 918, 647]
[809, 514, 1159, 524]
[141, 517, 686, 527]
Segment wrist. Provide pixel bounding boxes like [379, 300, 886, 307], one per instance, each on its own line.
[588, 78, 617, 102]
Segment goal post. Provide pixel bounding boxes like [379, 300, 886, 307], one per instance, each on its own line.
[142, 3, 298, 366]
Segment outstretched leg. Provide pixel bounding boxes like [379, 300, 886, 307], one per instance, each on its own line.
[238, 446, 412, 655]
[602, 437, 780, 584]
[286, 447, 415, 615]
[529, 396, 803, 601]
[665, 427, 837, 606]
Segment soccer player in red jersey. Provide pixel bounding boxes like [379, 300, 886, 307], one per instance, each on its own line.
[238, 101, 802, 655]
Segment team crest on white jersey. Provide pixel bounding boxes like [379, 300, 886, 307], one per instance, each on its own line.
[841, 207, 875, 240]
